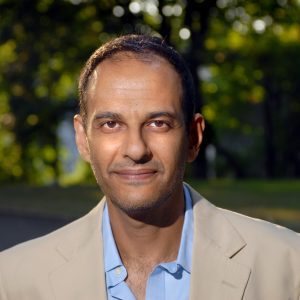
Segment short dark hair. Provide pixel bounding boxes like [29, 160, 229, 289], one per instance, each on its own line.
[78, 34, 196, 128]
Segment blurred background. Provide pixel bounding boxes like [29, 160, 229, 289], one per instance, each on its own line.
[0, 0, 300, 249]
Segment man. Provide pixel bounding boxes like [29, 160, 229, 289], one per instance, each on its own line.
[0, 34, 299, 300]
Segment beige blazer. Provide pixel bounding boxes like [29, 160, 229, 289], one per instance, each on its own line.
[0, 185, 300, 300]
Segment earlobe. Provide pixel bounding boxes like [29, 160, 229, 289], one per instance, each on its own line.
[73, 114, 91, 163]
[187, 113, 205, 163]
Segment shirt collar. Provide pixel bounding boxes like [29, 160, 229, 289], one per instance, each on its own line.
[159, 184, 193, 274]
[175, 184, 194, 273]
[102, 205, 127, 288]
[102, 204, 123, 273]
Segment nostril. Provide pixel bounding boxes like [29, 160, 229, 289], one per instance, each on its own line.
[133, 153, 152, 164]
[123, 131, 151, 162]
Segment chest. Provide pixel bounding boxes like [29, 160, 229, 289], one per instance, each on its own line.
[106, 260, 190, 300]
[125, 263, 151, 300]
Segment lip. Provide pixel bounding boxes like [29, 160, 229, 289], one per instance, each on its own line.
[113, 169, 158, 181]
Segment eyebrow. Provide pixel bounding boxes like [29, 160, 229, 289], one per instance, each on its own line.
[92, 111, 182, 125]
[94, 111, 179, 120]
[146, 111, 178, 120]
[93, 112, 122, 121]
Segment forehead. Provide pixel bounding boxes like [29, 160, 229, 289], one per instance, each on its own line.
[88, 52, 180, 91]
[86, 53, 182, 109]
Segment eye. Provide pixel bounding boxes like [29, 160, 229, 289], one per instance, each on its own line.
[103, 121, 118, 128]
[99, 120, 122, 132]
[148, 120, 170, 129]
[153, 120, 165, 127]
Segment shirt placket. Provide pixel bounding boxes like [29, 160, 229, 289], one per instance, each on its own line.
[107, 266, 136, 300]
[145, 266, 165, 300]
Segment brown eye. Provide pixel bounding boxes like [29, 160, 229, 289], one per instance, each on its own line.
[105, 121, 117, 128]
[101, 121, 121, 132]
[153, 120, 165, 127]
[148, 120, 170, 130]
[149, 120, 169, 128]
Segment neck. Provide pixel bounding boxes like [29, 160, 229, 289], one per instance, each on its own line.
[107, 188, 185, 264]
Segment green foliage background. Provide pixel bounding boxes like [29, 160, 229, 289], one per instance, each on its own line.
[0, 0, 299, 185]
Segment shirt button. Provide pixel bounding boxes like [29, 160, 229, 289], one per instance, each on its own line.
[115, 267, 122, 275]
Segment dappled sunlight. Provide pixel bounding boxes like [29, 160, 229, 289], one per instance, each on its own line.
[0, 0, 299, 183]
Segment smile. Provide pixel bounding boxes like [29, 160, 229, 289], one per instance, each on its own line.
[113, 169, 158, 181]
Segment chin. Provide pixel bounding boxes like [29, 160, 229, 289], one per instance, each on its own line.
[110, 189, 172, 216]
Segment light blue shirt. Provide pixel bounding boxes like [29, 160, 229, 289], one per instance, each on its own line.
[102, 185, 194, 300]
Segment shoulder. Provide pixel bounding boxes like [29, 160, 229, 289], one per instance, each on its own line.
[188, 183, 300, 269]
[219, 207, 300, 253]
[1, 199, 104, 258]
[187, 183, 300, 250]
[0, 200, 104, 289]
[216, 204, 300, 298]
[219, 207, 300, 286]
[0, 214, 79, 274]
[188, 184, 300, 297]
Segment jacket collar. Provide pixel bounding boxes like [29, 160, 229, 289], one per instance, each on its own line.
[49, 198, 107, 300]
[49, 184, 250, 300]
[188, 184, 251, 300]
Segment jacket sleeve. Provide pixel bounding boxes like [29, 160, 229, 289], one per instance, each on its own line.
[294, 285, 300, 300]
[0, 257, 8, 300]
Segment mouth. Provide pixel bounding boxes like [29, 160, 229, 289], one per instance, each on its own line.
[113, 169, 158, 182]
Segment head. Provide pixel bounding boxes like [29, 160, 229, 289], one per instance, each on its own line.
[78, 34, 196, 130]
[74, 34, 204, 220]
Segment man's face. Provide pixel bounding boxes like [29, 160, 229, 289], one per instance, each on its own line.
[74, 54, 201, 215]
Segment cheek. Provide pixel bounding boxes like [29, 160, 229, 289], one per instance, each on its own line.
[149, 133, 187, 166]
[88, 136, 121, 168]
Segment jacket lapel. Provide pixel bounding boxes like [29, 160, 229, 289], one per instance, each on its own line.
[188, 186, 251, 300]
[49, 199, 107, 300]
[47, 185, 250, 300]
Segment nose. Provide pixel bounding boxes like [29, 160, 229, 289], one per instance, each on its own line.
[122, 128, 152, 163]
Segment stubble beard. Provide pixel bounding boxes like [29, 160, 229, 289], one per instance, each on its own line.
[90, 162, 186, 221]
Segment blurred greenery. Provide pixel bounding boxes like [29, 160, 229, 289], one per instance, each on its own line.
[0, 180, 299, 231]
[0, 0, 300, 184]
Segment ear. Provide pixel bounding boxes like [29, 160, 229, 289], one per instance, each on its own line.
[73, 114, 91, 163]
[187, 113, 205, 163]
